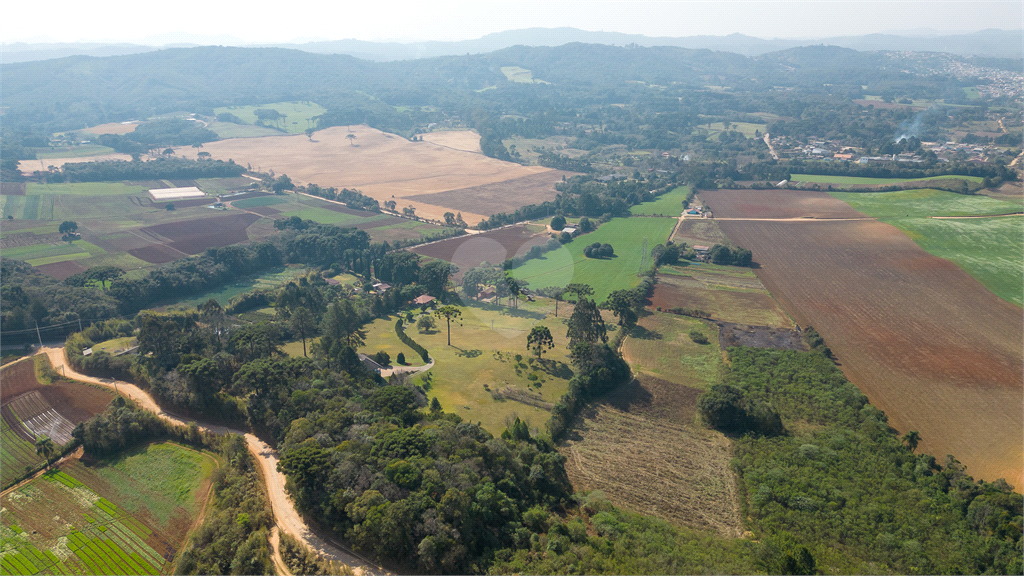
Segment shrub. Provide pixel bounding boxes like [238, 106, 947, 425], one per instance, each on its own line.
[689, 328, 709, 345]
[551, 215, 566, 230]
[374, 350, 391, 367]
[396, 352, 406, 365]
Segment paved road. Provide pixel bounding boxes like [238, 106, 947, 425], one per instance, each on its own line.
[40, 347, 385, 576]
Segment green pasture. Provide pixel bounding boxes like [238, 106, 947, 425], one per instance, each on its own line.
[213, 101, 327, 134]
[500, 66, 551, 85]
[704, 122, 766, 138]
[279, 206, 387, 226]
[232, 196, 291, 209]
[630, 186, 690, 216]
[356, 315, 428, 368]
[622, 312, 722, 391]
[76, 252, 151, 272]
[0, 442, 216, 575]
[34, 145, 118, 159]
[0, 223, 59, 239]
[407, 302, 578, 436]
[4, 239, 105, 267]
[510, 216, 677, 303]
[207, 122, 285, 139]
[891, 216, 1023, 305]
[831, 188, 1022, 218]
[27, 182, 147, 196]
[832, 189, 1023, 305]
[161, 265, 309, 309]
[93, 337, 135, 354]
[792, 174, 983, 185]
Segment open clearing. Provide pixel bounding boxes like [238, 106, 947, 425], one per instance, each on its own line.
[388, 303, 578, 435]
[419, 130, 483, 154]
[500, 66, 550, 84]
[563, 312, 741, 535]
[630, 186, 690, 217]
[171, 125, 558, 223]
[80, 123, 139, 136]
[715, 216, 1023, 486]
[508, 217, 677, 303]
[651, 263, 795, 328]
[213, 101, 327, 134]
[159, 265, 310, 310]
[1, 442, 217, 575]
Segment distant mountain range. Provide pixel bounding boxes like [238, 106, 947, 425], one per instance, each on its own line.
[2, 27, 1021, 64]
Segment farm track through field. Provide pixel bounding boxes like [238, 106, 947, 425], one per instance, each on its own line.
[40, 347, 386, 576]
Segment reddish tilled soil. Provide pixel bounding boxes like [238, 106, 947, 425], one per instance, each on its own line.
[411, 226, 548, 280]
[41, 382, 114, 423]
[405, 170, 577, 221]
[1, 359, 42, 402]
[36, 260, 87, 280]
[702, 188, 865, 219]
[138, 212, 260, 255]
[717, 216, 1024, 486]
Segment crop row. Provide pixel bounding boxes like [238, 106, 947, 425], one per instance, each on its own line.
[0, 541, 68, 575]
[67, 530, 159, 575]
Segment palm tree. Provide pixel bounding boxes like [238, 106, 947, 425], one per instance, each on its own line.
[347, 133, 357, 146]
[35, 437, 55, 470]
[902, 430, 920, 452]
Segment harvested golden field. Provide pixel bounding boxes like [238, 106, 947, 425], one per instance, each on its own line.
[19, 153, 133, 173]
[420, 130, 483, 153]
[561, 375, 742, 536]
[172, 125, 556, 223]
[717, 217, 1023, 487]
[81, 122, 139, 135]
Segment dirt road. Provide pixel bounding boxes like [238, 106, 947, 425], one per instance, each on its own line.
[40, 347, 383, 576]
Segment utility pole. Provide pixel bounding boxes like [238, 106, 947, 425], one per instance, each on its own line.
[35, 321, 43, 348]
[78, 317, 83, 332]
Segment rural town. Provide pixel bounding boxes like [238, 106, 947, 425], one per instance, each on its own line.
[1, 4, 1022, 575]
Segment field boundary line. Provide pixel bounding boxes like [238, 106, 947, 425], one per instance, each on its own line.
[929, 212, 1023, 219]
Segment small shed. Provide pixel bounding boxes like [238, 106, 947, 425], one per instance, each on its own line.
[358, 353, 383, 374]
[561, 226, 578, 235]
[372, 282, 392, 292]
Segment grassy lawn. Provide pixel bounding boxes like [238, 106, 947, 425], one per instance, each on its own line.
[279, 206, 387, 226]
[630, 186, 690, 216]
[213, 101, 327, 134]
[831, 188, 1022, 218]
[792, 174, 983, 185]
[404, 302, 578, 436]
[92, 337, 135, 354]
[26, 182, 147, 196]
[232, 196, 291, 209]
[832, 190, 1023, 306]
[160, 265, 309, 309]
[34, 145, 118, 159]
[356, 315, 429, 367]
[510, 216, 677, 303]
[621, 312, 723, 391]
[704, 121, 766, 138]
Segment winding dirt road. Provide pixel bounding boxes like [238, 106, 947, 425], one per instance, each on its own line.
[40, 347, 383, 576]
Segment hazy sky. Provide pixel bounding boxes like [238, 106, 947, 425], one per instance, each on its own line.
[4, 0, 1021, 44]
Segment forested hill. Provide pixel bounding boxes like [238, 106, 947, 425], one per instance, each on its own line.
[1, 43, 955, 134]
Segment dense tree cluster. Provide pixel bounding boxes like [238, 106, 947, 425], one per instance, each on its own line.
[48, 157, 244, 182]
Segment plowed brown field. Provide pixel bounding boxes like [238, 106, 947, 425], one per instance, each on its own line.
[171, 125, 557, 223]
[703, 188, 865, 219]
[411, 225, 547, 281]
[715, 214, 1023, 486]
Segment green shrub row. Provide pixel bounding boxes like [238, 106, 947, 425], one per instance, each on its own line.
[394, 319, 429, 363]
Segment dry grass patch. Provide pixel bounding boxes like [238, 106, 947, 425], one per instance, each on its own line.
[172, 125, 555, 223]
[561, 375, 742, 537]
[419, 130, 482, 153]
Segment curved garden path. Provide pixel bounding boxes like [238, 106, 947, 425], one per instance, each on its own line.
[39, 347, 385, 576]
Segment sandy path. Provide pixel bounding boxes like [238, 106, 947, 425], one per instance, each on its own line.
[40, 347, 384, 576]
